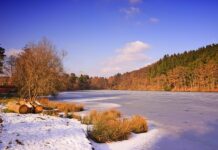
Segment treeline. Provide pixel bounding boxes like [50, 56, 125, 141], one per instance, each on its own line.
[59, 73, 109, 91]
[61, 44, 218, 92]
[107, 44, 218, 92]
[2, 41, 217, 94]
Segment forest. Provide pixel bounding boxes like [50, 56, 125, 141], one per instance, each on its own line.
[60, 44, 218, 92]
[1, 43, 218, 94]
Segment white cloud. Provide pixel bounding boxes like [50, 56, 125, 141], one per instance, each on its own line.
[148, 17, 159, 24]
[129, 0, 143, 4]
[5, 49, 22, 57]
[100, 41, 151, 76]
[120, 7, 140, 18]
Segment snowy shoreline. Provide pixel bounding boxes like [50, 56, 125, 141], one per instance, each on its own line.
[0, 112, 163, 150]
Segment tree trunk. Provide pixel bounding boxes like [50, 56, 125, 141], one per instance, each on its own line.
[7, 102, 29, 114]
[31, 101, 43, 113]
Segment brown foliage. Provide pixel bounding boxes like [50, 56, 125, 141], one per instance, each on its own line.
[13, 38, 64, 98]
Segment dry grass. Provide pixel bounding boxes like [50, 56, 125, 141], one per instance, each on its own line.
[129, 115, 148, 133]
[89, 118, 131, 143]
[0, 97, 18, 105]
[84, 110, 148, 143]
[81, 109, 121, 125]
[38, 98, 84, 113]
[84, 109, 131, 143]
[71, 113, 82, 121]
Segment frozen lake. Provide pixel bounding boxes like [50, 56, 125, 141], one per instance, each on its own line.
[52, 90, 218, 150]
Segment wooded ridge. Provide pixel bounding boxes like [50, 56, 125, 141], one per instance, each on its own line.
[68, 43, 217, 92]
[2, 43, 218, 93]
[106, 44, 218, 91]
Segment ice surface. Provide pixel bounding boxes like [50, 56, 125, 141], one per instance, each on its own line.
[54, 90, 218, 150]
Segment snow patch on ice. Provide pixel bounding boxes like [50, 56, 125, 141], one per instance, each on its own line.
[92, 129, 164, 150]
[91, 121, 165, 150]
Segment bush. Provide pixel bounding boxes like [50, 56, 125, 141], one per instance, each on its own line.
[38, 98, 84, 112]
[102, 109, 121, 119]
[129, 115, 148, 133]
[85, 109, 131, 143]
[89, 118, 131, 143]
[81, 109, 121, 125]
[83, 110, 148, 143]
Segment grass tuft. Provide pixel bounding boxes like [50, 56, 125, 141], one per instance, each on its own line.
[89, 118, 131, 143]
[129, 115, 148, 133]
[81, 109, 121, 125]
[83, 109, 132, 143]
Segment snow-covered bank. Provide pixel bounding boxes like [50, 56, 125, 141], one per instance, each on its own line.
[0, 113, 92, 150]
[91, 121, 165, 150]
[0, 112, 164, 150]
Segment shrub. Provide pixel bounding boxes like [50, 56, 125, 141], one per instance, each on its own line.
[81, 109, 121, 125]
[102, 109, 121, 119]
[129, 115, 148, 133]
[85, 109, 131, 143]
[89, 118, 131, 143]
[83, 110, 148, 143]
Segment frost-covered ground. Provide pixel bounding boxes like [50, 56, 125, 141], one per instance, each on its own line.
[0, 110, 163, 150]
[54, 90, 218, 150]
[0, 113, 92, 150]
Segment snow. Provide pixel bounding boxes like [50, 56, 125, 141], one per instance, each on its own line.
[91, 121, 165, 150]
[0, 113, 92, 150]
[73, 97, 120, 102]
[0, 111, 164, 150]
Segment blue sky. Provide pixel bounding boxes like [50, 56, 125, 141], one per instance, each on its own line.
[1, 0, 218, 77]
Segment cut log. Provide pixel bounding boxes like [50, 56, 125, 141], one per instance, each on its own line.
[7, 102, 29, 114]
[34, 105, 43, 113]
[25, 102, 34, 113]
[31, 101, 43, 113]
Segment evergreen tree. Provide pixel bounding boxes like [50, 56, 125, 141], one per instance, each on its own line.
[0, 46, 6, 73]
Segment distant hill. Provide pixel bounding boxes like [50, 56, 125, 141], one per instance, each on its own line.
[107, 44, 218, 92]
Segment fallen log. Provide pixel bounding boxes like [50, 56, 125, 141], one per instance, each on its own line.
[31, 101, 43, 113]
[7, 101, 29, 114]
[25, 102, 34, 113]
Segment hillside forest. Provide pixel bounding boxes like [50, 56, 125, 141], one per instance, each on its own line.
[60, 44, 218, 92]
[1, 43, 218, 95]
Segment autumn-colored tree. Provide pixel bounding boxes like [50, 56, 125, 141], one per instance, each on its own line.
[13, 39, 64, 99]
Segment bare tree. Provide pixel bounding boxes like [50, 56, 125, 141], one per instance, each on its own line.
[13, 38, 64, 99]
